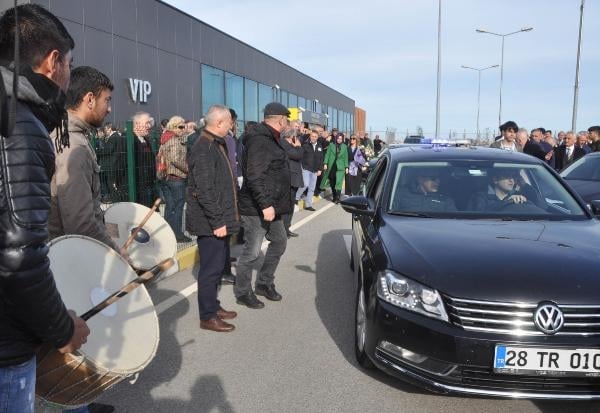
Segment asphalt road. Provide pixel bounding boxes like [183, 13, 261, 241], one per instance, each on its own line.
[98, 201, 600, 413]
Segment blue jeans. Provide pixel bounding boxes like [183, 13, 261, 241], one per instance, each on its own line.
[296, 169, 318, 207]
[234, 216, 287, 297]
[0, 357, 35, 413]
[161, 179, 186, 239]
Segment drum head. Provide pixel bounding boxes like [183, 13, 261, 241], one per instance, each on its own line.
[48, 235, 159, 375]
[104, 202, 177, 271]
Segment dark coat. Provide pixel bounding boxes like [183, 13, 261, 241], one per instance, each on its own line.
[134, 134, 157, 207]
[300, 140, 324, 173]
[186, 129, 240, 237]
[238, 123, 291, 217]
[0, 67, 74, 367]
[554, 145, 586, 171]
[392, 186, 456, 212]
[280, 138, 304, 189]
[523, 140, 547, 161]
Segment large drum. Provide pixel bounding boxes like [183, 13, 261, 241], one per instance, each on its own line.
[104, 202, 177, 271]
[36, 235, 160, 408]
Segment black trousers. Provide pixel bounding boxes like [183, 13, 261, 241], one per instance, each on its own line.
[282, 187, 297, 232]
[196, 235, 229, 320]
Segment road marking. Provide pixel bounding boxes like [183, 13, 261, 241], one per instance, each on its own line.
[156, 202, 337, 315]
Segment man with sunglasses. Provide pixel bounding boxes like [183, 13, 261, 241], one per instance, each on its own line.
[235, 102, 292, 308]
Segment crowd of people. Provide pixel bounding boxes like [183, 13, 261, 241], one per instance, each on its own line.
[490, 120, 600, 171]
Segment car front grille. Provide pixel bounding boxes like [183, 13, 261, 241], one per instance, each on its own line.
[460, 366, 600, 392]
[444, 296, 600, 336]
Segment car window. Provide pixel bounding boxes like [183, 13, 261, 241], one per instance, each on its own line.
[561, 156, 600, 181]
[387, 161, 587, 220]
[367, 158, 387, 202]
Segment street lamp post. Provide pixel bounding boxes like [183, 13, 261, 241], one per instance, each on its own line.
[476, 27, 533, 126]
[435, 0, 442, 139]
[461, 64, 499, 139]
[572, 0, 585, 132]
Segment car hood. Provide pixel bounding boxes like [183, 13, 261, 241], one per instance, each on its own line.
[381, 216, 600, 303]
[564, 179, 600, 203]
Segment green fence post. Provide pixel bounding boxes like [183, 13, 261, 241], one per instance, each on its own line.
[126, 120, 137, 202]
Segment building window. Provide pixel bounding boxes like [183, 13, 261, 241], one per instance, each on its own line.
[327, 106, 333, 129]
[281, 90, 289, 107]
[244, 79, 258, 122]
[258, 83, 272, 119]
[289, 93, 298, 108]
[315, 101, 322, 113]
[298, 96, 306, 111]
[332, 108, 338, 130]
[201, 64, 224, 114]
[225, 72, 244, 121]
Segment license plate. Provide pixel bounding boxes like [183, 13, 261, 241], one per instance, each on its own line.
[494, 345, 600, 376]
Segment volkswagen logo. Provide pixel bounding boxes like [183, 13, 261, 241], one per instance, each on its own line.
[534, 303, 564, 335]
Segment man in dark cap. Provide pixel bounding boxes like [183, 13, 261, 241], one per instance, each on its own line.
[235, 102, 292, 308]
[490, 121, 521, 152]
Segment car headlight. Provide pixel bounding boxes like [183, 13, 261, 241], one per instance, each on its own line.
[377, 270, 448, 322]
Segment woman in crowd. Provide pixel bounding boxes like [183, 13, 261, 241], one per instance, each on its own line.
[345, 134, 367, 196]
[321, 133, 349, 203]
[158, 115, 191, 242]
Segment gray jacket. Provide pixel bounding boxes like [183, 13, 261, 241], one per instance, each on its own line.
[48, 114, 119, 251]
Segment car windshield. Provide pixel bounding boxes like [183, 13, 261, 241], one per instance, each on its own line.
[388, 161, 587, 220]
[561, 156, 600, 181]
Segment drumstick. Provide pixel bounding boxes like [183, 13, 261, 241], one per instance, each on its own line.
[81, 258, 174, 321]
[121, 198, 162, 251]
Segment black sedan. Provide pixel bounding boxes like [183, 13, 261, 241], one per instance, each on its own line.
[561, 152, 600, 203]
[341, 146, 600, 400]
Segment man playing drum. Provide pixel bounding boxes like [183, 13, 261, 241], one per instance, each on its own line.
[48, 66, 121, 413]
[0, 5, 90, 413]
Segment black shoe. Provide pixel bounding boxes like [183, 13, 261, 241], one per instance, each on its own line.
[236, 292, 265, 309]
[89, 403, 115, 413]
[255, 284, 282, 301]
[221, 273, 236, 285]
[286, 231, 299, 238]
[304, 206, 316, 211]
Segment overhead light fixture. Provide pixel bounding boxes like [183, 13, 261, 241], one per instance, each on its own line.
[298, 106, 306, 112]
[274, 84, 280, 89]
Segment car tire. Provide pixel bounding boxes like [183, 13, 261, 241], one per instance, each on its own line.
[355, 277, 375, 369]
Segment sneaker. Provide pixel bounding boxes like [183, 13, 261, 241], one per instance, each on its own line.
[305, 206, 316, 211]
[236, 292, 265, 309]
[255, 284, 282, 301]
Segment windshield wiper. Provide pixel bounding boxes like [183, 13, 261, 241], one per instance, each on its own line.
[388, 211, 434, 218]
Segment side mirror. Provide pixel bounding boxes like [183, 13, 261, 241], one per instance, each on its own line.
[340, 196, 375, 217]
[590, 200, 600, 216]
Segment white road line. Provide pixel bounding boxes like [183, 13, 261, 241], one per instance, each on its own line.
[156, 201, 337, 315]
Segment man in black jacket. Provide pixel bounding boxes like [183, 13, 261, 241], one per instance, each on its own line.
[554, 131, 586, 171]
[280, 127, 304, 238]
[186, 105, 239, 332]
[295, 130, 323, 211]
[0, 5, 89, 410]
[234, 102, 292, 308]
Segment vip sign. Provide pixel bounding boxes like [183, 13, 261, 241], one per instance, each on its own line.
[128, 78, 152, 103]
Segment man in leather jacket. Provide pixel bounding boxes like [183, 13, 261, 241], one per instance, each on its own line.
[0, 5, 89, 411]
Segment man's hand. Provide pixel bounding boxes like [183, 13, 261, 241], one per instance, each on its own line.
[508, 194, 528, 204]
[58, 311, 90, 354]
[545, 151, 554, 161]
[262, 206, 275, 222]
[213, 225, 227, 238]
[316, 170, 322, 176]
[323, 164, 328, 171]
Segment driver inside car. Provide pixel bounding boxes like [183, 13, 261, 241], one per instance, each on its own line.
[468, 169, 530, 211]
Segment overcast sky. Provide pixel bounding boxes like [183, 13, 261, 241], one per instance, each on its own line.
[165, 0, 599, 137]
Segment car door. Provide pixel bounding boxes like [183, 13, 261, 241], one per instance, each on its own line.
[354, 156, 388, 280]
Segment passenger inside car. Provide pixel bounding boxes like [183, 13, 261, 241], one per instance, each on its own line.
[392, 168, 457, 212]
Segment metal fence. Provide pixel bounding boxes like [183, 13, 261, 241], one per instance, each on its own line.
[94, 121, 195, 250]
